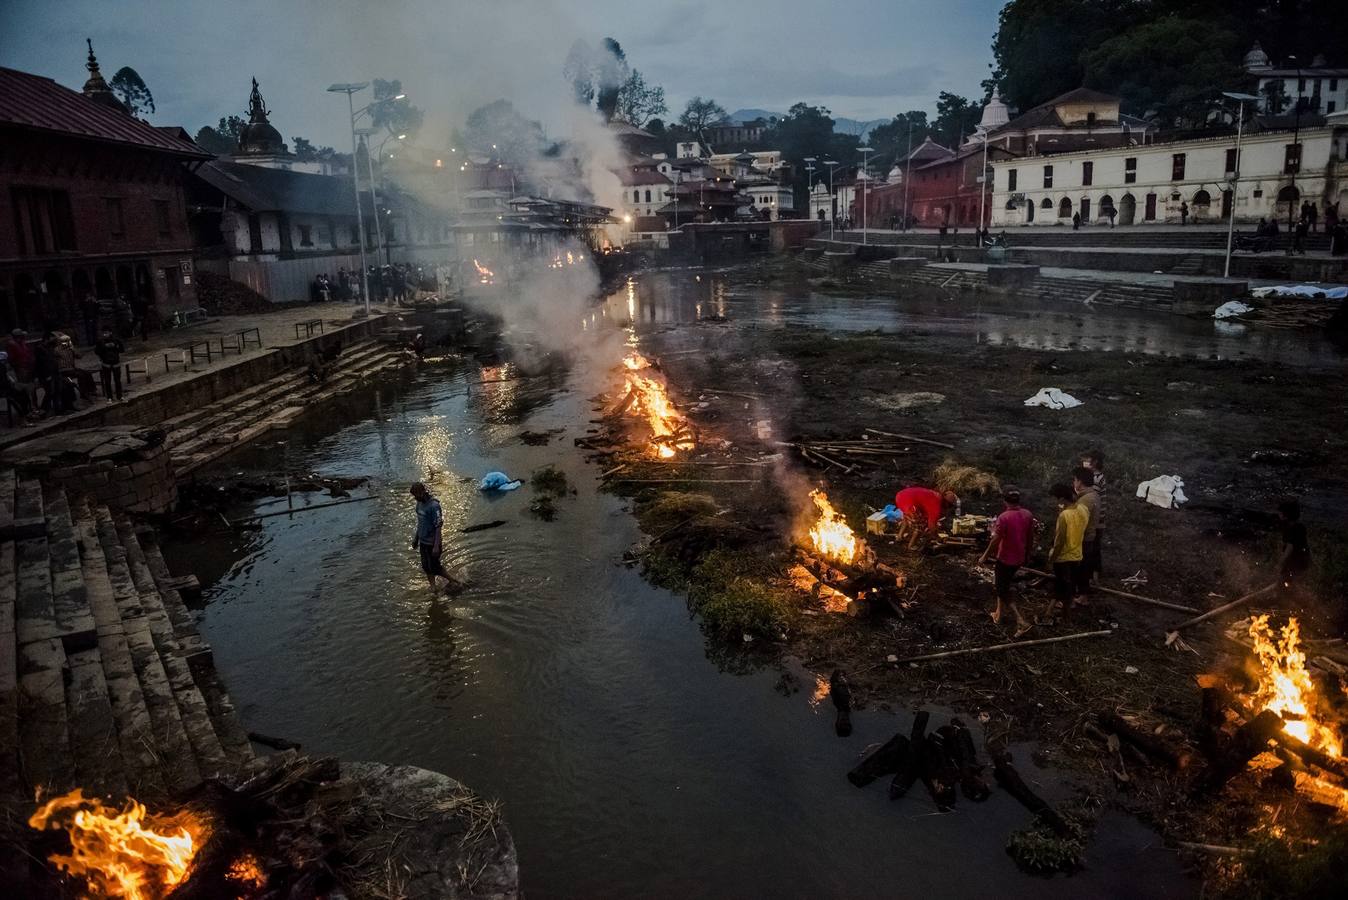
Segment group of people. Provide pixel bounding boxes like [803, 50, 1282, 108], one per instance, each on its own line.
[316, 263, 443, 307]
[1, 326, 128, 422]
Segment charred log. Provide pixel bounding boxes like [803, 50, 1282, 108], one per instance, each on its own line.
[847, 734, 911, 788]
[990, 749, 1071, 835]
[1097, 712, 1183, 771]
[889, 711, 930, 801]
[830, 670, 853, 737]
[1192, 709, 1283, 797]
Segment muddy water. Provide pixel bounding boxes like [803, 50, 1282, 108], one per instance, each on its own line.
[164, 273, 1207, 899]
[601, 268, 1345, 367]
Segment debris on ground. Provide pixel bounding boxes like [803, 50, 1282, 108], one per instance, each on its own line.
[1136, 474, 1188, 509]
[931, 459, 1002, 497]
[1023, 387, 1083, 409]
[479, 471, 523, 491]
[1214, 300, 1254, 319]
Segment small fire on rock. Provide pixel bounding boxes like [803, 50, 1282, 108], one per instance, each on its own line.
[28, 789, 209, 900]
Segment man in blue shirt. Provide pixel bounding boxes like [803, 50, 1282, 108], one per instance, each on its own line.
[410, 482, 447, 590]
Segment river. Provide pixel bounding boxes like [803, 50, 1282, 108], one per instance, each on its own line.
[159, 268, 1334, 898]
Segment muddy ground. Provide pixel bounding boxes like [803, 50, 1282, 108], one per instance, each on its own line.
[585, 267, 1348, 892]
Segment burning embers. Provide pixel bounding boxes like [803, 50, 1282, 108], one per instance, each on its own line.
[1249, 615, 1342, 757]
[807, 489, 859, 566]
[616, 351, 694, 459]
[28, 790, 209, 900]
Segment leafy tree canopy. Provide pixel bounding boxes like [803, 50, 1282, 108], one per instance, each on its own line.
[370, 79, 424, 138]
[677, 96, 728, 138]
[613, 69, 667, 127]
[193, 115, 245, 156]
[109, 66, 154, 116]
[455, 99, 546, 169]
[931, 92, 980, 148]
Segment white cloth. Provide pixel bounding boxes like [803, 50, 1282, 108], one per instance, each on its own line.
[1250, 284, 1348, 300]
[1213, 300, 1253, 319]
[1024, 387, 1082, 409]
[1136, 475, 1188, 509]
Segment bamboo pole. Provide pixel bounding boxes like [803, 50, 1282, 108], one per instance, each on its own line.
[864, 428, 955, 449]
[1020, 567, 1199, 614]
[237, 495, 378, 522]
[893, 629, 1112, 664]
[612, 478, 762, 484]
[1166, 583, 1280, 633]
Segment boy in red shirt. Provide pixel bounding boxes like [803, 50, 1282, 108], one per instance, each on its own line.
[980, 487, 1036, 637]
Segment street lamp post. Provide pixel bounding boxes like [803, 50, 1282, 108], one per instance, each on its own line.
[824, 159, 839, 240]
[803, 156, 816, 224]
[327, 82, 371, 314]
[976, 126, 990, 238]
[1221, 92, 1260, 278]
[357, 128, 406, 266]
[901, 119, 914, 232]
[1285, 56, 1302, 256]
[858, 146, 873, 244]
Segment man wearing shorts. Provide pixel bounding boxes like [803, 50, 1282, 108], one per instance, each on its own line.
[410, 482, 447, 590]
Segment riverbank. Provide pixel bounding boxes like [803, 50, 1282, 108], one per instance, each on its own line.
[590, 266, 1348, 893]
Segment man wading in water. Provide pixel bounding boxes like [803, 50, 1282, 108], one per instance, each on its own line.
[410, 482, 458, 594]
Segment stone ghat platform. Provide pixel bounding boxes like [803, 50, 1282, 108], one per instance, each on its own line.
[1, 475, 253, 806]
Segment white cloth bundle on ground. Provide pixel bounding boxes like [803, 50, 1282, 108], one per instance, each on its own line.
[1250, 284, 1348, 300]
[1213, 300, 1253, 319]
[1136, 474, 1188, 509]
[1024, 387, 1083, 409]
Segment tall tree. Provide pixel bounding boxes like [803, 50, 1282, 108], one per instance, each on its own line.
[193, 115, 245, 155]
[370, 79, 424, 138]
[678, 96, 728, 140]
[932, 92, 980, 148]
[594, 38, 628, 123]
[1081, 17, 1244, 124]
[991, 0, 1130, 111]
[613, 69, 667, 127]
[109, 66, 154, 116]
[867, 111, 930, 167]
[457, 99, 546, 169]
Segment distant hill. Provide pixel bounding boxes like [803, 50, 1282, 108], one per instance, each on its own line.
[727, 108, 889, 140]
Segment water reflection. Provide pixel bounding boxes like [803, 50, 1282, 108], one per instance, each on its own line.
[604, 270, 1345, 367]
[163, 307, 1195, 900]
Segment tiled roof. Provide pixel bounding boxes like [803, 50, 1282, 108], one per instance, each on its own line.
[0, 66, 208, 157]
[995, 87, 1127, 134]
[193, 160, 360, 216]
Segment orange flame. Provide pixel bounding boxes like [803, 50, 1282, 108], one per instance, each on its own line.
[1249, 616, 1342, 756]
[29, 790, 209, 900]
[472, 259, 495, 284]
[226, 853, 265, 890]
[621, 352, 691, 459]
[808, 489, 858, 565]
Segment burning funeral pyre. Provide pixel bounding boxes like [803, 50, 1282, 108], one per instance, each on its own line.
[472, 258, 495, 285]
[791, 489, 906, 617]
[28, 790, 211, 900]
[1195, 615, 1348, 813]
[613, 351, 695, 459]
[23, 756, 518, 899]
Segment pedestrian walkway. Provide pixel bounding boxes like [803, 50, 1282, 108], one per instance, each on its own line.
[1, 302, 391, 446]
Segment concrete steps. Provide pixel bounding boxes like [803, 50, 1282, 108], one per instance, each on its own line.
[170, 340, 413, 476]
[4, 477, 251, 804]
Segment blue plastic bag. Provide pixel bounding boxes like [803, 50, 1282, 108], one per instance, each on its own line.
[479, 471, 523, 491]
[881, 504, 904, 522]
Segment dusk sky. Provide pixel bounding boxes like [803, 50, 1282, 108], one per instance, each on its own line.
[1, 0, 1005, 147]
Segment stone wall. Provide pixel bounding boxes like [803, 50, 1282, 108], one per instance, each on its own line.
[1, 426, 178, 514]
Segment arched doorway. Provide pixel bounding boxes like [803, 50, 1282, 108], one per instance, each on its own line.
[1192, 189, 1212, 221]
[1099, 194, 1115, 224]
[42, 269, 69, 328]
[1080, 197, 1091, 221]
[1119, 193, 1136, 225]
[13, 274, 39, 331]
[94, 267, 115, 300]
[1276, 184, 1300, 222]
[1058, 197, 1072, 219]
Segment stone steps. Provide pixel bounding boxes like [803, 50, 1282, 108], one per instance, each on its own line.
[4, 476, 252, 805]
[170, 341, 413, 476]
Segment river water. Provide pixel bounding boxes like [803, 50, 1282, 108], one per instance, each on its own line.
[155, 269, 1339, 898]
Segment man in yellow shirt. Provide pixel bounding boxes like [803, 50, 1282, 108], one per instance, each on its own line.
[1045, 483, 1088, 625]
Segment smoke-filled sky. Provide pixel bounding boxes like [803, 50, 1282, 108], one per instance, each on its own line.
[1, 0, 1004, 146]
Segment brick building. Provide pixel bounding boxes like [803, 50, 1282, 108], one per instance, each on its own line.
[0, 48, 210, 334]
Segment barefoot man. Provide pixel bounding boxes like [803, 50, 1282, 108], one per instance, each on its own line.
[410, 482, 449, 591]
[979, 487, 1035, 637]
